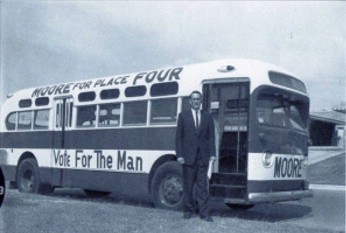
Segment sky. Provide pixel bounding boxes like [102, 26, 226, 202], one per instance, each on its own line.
[1, 1, 345, 112]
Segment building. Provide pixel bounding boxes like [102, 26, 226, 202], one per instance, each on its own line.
[309, 110, 345, 148]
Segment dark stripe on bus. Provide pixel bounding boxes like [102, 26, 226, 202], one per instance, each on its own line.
[0, 127, 177, 150]
[1, 165, 149, 194]
[247, 180, 307, 193]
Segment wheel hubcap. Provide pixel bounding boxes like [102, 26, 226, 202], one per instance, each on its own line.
[159, 175, 183, 206]
[21, 169, 35, 192]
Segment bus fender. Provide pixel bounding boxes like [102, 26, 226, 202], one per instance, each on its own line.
[150, 161, 183, 210]
[148, 154, 176, 194]
[16, 152, 54, 194]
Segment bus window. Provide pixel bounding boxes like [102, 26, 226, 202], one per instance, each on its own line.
[150, 82, 179, 97]
[256, 98, 288, 128]
[34, 110, 49, 130]
[78, 92, 96, 102]
[18, 111, 32, 130]
[256, 95, 307, 131]
[125, 86, 147, 97]
[289, 105, 306, 131]
[123, 101, 147, 126]
[99, 103, 121, 127]
[6, 112, 17, 131]
[150, 98, 177, 125]
[100, 89, 120, 100]
[269, 71, 307, 94]
[65, 100, 73, 128]
[35, 97, 50, 106]
[76, 105, 96, 127]
[19, 99, 32, 108]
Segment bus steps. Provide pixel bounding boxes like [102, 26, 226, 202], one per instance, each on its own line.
[209, 173, 247, 199]
[209, 184, 246, 199]
[211, 173, 246, 186]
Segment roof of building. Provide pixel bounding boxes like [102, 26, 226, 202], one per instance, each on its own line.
[310, 111, 346, 125]
[333, 107, 346, 114]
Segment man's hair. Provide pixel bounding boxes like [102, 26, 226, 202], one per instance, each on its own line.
[190, 90, 202, 99]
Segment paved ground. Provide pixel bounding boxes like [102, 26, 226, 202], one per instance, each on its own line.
[308, 147, 345, 187]
[1, 188, 344, 233]
[310, 184, 345, 191]
[308, 147, 345, 165]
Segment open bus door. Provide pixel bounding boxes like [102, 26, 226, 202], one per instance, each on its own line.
[203, 81, 251, 205]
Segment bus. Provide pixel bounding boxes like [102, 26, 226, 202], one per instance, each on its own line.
[0, 59, 312, 209]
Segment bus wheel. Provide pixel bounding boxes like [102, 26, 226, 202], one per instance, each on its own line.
[226, 203, 254, 210]
[151, 161, 183, 210]
[84, 189, 111, 197]
[16, 158, 42, 194]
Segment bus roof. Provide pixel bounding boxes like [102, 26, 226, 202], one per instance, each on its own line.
[1, 58, 307, 111]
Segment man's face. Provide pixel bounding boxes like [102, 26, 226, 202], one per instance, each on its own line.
[189, 93, 202, 110]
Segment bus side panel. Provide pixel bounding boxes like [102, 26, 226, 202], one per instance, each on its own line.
[247, 180, 306, 193]
[246, 151, 311, 203]
[0, 131, 54, 149]
[0, 160, 150, 195]
[1, 128, 177, 150]
[64, 127, 176, 150]
[61, 169, 149, 194]
[247, 152, 308, 193]
[0, 128, 177, 193]
[0, 148, 53, 183]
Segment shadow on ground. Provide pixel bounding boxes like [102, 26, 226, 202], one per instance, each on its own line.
[211, 201, 312, 223]
[29, 187, 312, 223]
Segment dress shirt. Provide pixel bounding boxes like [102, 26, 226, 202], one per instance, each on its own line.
[191, 109, 201, 129]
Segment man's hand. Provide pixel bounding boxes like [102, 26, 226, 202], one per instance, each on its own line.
[177, 157, 185, 164]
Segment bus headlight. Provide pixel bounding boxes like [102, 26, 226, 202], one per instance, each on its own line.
[262, 151, 274, 168]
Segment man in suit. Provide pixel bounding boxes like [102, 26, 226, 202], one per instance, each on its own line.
[176, 90, 216, 222]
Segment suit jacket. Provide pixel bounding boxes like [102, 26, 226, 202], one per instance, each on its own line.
[175, 109, 216, 166]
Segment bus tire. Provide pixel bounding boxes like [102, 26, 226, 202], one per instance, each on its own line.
[84, 189, 111, 197]
[151, 161, 183, 210]
[226, 203, 254, 210]
[16, 158, 44, 194]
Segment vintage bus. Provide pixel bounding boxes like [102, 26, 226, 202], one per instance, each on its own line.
[0, 59, 312, 209]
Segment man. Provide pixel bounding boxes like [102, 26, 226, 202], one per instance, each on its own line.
[175, 90, 216, 222]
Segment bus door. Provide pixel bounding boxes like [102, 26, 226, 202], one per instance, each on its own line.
[51, 97, 73, 186]
[203, 82, 250, 174]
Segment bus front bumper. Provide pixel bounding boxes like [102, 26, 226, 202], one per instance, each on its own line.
[248, 189, 313, 203]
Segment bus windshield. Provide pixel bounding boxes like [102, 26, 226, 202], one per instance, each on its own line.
[256, 93, 308, 131]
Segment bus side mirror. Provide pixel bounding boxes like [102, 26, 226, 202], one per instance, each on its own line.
[210, 101, 219, 110]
